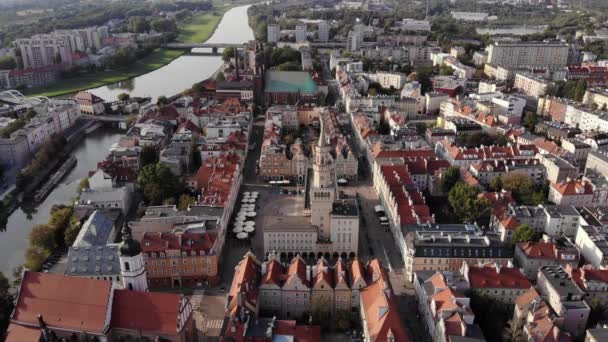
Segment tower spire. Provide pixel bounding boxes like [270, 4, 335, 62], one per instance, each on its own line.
[318, 115, 327, 147]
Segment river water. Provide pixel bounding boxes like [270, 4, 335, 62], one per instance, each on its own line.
[89, 5, 254, 103]
[0, 4, 254, 277]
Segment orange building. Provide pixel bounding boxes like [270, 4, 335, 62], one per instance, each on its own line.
[142, 231, 220, 288]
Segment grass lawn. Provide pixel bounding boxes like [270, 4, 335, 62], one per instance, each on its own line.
[176, 7, 230, 44]
[24, 7, 231, 98]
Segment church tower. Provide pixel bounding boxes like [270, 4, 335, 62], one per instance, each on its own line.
[310, 115, 336, 240]
[119, 223, 148, 291]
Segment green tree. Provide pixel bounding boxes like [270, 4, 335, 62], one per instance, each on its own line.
[335, 310, 353, 332]
[448, 182, 489, 223]
[513, 224, 536, 243]
[138, 163, 183, 205]
[467, 290, 511, 342]
[49, 207, 74, 248]
[28, 224, 57, 253]
[128, 16, 150, 33]
[117, 93, 130, 102]
[178, 194, 196, 211]
[24, 246, 48, 272]
[150, 18, 177, 32]
[78, 177, 90, 193]
[63, 213, 82, 246]
[310, 295, 332, 331]
[523, 112, 539, 131]
[157, 96, 169, 105]
[0, 271, 13, 335]
[222, 47, 236, 62]
[215, 72, 226, 82]
[587, 297, 608, 328]
[502, 319, 525, 342]
[574, 79, 587, 102]
[489, 176, 503, 192]
[502, 172, 536, 204]
[441, 166, 461, 193]
[439, 64, 454, 76]
[414, 65, 434, 93]
[0, 56, 16, 70]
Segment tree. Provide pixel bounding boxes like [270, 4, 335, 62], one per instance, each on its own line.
[24, 246, 48, 272]
[489, 176, 503, 192]
[49, 207, 74, 248]
[574, 79, 587, 102]
[0, 271, 13, 336]
[222, 47, 236, 62]
[63, 213, 82, 246]
[157, 96, 169, 105]
[414, 65, 434, 93]
[178, 194, 196, 211]
[439, 64, 454, 76]
[523, 112, 539, 131]
[0, 56, 16, 70]
[128, 16, 150, 33]
[78, 177, 89, 192]
[467, 290, 511, 342]
[502, 172, 536, 204]
[28, 224, 57, 253]
[310, 295, 332, 331]
[140, 145, 158, 167]
[117, 93, 130, 102]
[502, 319, 525, 342]
[215, 72, 226, 82]
[448, 182, 489, 223]
[335, 310, 353, 332]
[513, 224, 536, 243]
[138, 163, 183, 205]
[587, 297, 608, 328]
[441, 166, 461, 193]
[150, 18, 177, 33]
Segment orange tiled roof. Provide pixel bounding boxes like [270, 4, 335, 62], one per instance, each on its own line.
[468, 264, 532, 289]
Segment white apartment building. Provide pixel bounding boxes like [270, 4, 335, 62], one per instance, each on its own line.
[375, 72, 406, 90]
[267, 24, 280, 43]
[318, 20, 329, 42]
[451, 12, 489, 22]
[514, 72, 551, 98]
[487, 41, 570, 69]
[295, 24, 307, 43]
[575, 225, 608, 268]
[16, 36, 73, 69]
[400, 19, 431, 31]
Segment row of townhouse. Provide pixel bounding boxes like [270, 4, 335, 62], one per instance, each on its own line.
[225, 253, 409, 341]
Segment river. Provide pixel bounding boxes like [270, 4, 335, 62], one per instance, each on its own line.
[0, 4, 255, 277]
[88, 5, 254, 103]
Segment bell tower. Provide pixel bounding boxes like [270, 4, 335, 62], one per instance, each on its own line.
[310, 115, 336, 240]
[119, 223, 148, 291]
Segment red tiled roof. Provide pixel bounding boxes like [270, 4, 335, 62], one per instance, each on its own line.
[380, 164, 433, 225]
[228, 253, 260, 315]
[500, 215, 520, 231]
[12, 272, 112, 334]
[141, 231, 217, 254]
[360, 259, 409, 342]
[468, 264, 531, 289]
[194, 154, 241, 206]
[515, 287, 541, 310]
[314, 258, 333, 288]
[12, 272, 111, 335]
[261, 257, 285, 287]
[567, 265, 608, 290]
[286, 257, 310, 288]
[5, 324, 41, 342]
[550, 180, 593, 196]
[350, 259, 366, 286]
[111, 289, 184, 336]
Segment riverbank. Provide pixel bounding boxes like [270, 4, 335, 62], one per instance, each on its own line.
[23, 7, 231, 98]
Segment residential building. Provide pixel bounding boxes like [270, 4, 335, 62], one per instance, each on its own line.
[318, 20, 329, 42]
[15, 35, 73, 69]
[400, 19, 431, 32]
[403, 228, 513, 282]
[376, 72, 407, 90]
[78, 187, 132, 215]
[514, 73, 551, 98]
[425, 92, 449, 115]
[514, 241, 580, 279]
[574, 225, 608, 268]
[295, 24, 307, 43]
[549, 179, 608, 207]
[462, 262, 532, 303]
[512, 287, 542, 328]
[74, 91, 105, 115]
[414, 271, 485, 342]
[537, 153, 578, 184]
[5, 271, 194, 342]
[585, 150, 608, 176]
[360, 260, 409, 342]
[451, 12, 489, 22]
[566, 264, 608, 305]
[469, 159, 545, 187]
[585, 327, 608, 342]
[561, 139, 591, 166]
[268, 24, 280, 43]
[536, 265, 590, 338]
[473, 51, 488, 66]
[486, 41, 570, 69]
[141, 231, 219, 288]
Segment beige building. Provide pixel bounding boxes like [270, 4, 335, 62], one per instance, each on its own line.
[514, 72, 551, 98]
[537, 153, 579, 184]
[487, 41, 569, 69]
